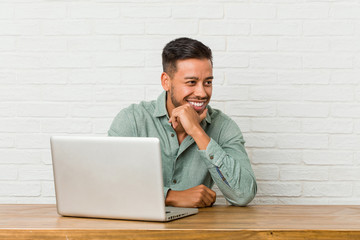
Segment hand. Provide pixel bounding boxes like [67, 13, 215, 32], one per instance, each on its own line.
[168, 104, 208, 136]
[165, 184, 216, 208]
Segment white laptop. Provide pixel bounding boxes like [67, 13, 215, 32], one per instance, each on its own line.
[50, 136, 198, 222]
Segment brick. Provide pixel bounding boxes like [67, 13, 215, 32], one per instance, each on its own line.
[122, 6, 171, 18]
[93, 119, 113, 134]
[354, 184, 360, 197]
[304, 21, 354, 36]
[0, 71, 16, 84]
[17, 70, 67, 85]
[331, 104, 360, 118]
[43, 21, 92, 35]
[145, 52, 161, 67]
[251, 118, 301, 133]
[225, 4, 276, 19]
[120, 68, 160, 85]
[278, 71, 329, 85]
[303, 86, 354, 101]
[278, 37, 329, 52]
[257, 183, 301, 197]
[303, 183, 352, 197]
[95, 20, 144, 35]
[0, 21, 40, 35]
[331, 38, 360, 51]
[243, 133, 276, 148]
[144, 85, 164, 101]
[252, 149, 302, 164]
[252, 22, 301, 36]
[278, 4, 329, 19]
[250, 54, 301, 69]
[329, 167, 360, 180]
[0, 103, 14, 117]
[69, 4, 119, 18]
[330, 4, 360, 19]
[329, 135, 360, 150]
[277, 134, 329, 149]
[211, 86, 248, 101]
[303, 151, 354, 165]
[0, 134, 14, 148]
[253, 166, 279, 180]
[0, 37, 15, 51]
[0, 150, 42, 164]
[226, 102, 276, 117]
[42, 54, 93, 68]
[200, 21, 250, 35]
[0, 4, 14, 19]
[41, 150, 52, 165]
[19, 165, 53, 180]
[0, 166, 17, 180]
[331, 71, 360, 84]
[14, 4, 66, 19]
[196, 37, 226, 51]
[227, 71, 277, 85]
[42, 86, 93, 102]
[0, 183, 40, 197]
[41, 119, 92, 133]
[71, 103, 130, 118]
[280, 166, 328, 181]
[228, 37, 277, 51]
[232, 117, 251, 133]
[302, 119, 353, 134]
[41, 182, 55, 197]
[173, 4, 223, 19]
[95, 86, 145, 102]
[122, 36, 171, 50]
[0, 119, 40, 133]
[146, 20, 198, 35]
[17, 103, 68, 117]
[214, 53, 249, 68]
[69, 69, 121, 84]
[15, 134, 51, 149]
[0, 86, 42, 101]
[17, 37, 67, 51]
[0, 54, 42, 69]
[95, 52, 145, 67]
[68, 36, 120, 51]
[250, 86, 302, 101]
[303, 54, 353, 69]
[278, 103, 329, 117]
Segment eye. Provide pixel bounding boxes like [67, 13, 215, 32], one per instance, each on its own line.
[186, 81, 196, 85]
[205, 80, 212, 86]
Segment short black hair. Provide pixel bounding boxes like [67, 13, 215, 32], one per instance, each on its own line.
[162, 37, 213, 78]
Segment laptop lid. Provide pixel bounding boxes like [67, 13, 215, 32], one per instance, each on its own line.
[51, 136, 167, 221]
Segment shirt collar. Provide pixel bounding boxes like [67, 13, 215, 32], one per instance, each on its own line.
[153, 91, 212, 124]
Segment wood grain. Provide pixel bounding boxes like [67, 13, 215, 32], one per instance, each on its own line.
[1, 205, 360, 239]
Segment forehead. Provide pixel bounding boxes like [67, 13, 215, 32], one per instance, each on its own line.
[175, 58, 213, 75]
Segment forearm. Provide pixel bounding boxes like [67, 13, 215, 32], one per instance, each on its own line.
[199, 139, 257, 206]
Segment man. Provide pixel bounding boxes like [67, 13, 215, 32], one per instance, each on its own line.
[108, 37, 257, 207]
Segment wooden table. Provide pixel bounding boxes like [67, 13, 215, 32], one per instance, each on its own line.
[1, 204, 360, 239]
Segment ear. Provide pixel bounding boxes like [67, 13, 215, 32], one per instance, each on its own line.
[161, 72, 171, 91]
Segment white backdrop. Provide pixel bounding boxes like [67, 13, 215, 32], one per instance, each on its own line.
[0, 0, 359, 204]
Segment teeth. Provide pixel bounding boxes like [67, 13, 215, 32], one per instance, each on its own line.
[189, 101, 204, 107]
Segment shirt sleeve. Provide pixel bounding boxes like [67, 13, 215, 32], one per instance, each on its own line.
[108, 108, 137, 137]
[198, 119, 257, 206]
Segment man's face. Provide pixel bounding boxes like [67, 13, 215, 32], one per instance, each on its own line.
[162, 58, 213, 116]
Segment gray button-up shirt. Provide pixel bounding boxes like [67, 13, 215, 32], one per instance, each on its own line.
[108, 91, 257, 206]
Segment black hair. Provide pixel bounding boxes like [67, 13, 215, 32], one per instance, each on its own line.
[162, 37, 213, 78]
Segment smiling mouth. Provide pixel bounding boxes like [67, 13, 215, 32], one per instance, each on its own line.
[188, 101, 205, 107]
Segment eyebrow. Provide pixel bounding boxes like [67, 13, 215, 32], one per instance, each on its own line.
[184, 76, 214, 80]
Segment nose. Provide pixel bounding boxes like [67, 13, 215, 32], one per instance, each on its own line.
[194, 83, 207, 99]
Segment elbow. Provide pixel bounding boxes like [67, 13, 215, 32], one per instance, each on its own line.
[228, 178, 257, 207]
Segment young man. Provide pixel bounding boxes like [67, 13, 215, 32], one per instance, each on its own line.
[108, 38, 257, 207]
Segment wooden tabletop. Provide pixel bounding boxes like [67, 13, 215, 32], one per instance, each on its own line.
[1, 204, 360, 239]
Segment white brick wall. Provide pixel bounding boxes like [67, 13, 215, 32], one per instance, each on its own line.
[0, 0, 359, 205]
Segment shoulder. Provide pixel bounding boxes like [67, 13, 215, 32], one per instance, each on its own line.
[117, 99, 157, 119]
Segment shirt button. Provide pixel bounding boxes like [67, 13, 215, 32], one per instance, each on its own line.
[210, 155, 214, 160]
[173, 179, 177, 184]
[171, 133, 175, 137]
